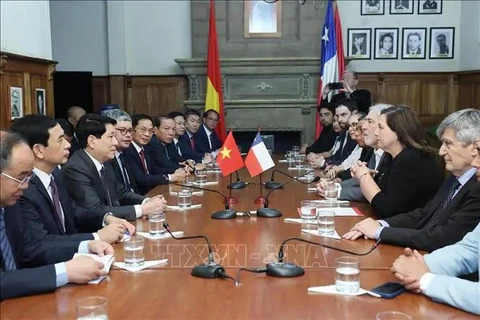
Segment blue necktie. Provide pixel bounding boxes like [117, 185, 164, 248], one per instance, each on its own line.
[0, 208, 17, 270]
[426, 178, 461, 229]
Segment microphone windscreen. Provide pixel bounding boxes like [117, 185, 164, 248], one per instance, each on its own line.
[312, 176, 321, 182]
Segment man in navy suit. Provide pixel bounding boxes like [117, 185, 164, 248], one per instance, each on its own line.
[194, 109, 223, 155]
[0, 131, 113, 300]
[182, 109, 213, 164]
[11, 115, 134, 242]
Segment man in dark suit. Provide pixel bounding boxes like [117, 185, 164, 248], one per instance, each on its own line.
[301, 105, 338, 155]
[66, 106, 86, 156]
[62, 114, 167, 220]
[319, 71, 372, 114]
[11, 115, 134, 242]
[181, 109, 213, 164]
[343, 109, 480, 252]
[0, 131, 113, 300]
[194, 109, 223, 154]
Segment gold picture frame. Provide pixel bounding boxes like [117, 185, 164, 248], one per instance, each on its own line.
[244, 0, 282, 38]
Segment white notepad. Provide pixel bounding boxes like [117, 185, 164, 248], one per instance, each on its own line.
[73, 253, 115, 284]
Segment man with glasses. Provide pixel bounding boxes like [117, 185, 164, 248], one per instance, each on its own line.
[194, 109, 223, 155]
[62, 114, 167, 220]
[1, 131, 115, 300]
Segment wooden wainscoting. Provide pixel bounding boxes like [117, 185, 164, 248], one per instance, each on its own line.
[91, 75, 188, 115]
[0, 52, 57, 129]
[457, 70, 480, 110]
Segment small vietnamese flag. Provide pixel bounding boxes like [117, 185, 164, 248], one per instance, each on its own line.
[216, 131, 244, 177]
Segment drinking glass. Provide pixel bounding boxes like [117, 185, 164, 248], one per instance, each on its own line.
[178, 189, 192, 208]
[285, 150, 294, 161]
[292, 145, 300, 153]
[295, 154, 306, 169]
[300, 200, 316, 222]
[76, 296, 108, 320]
[196, 168, 207, 184]
[325, 184, 339, 202]
[149, 212, 166, 237]
[124, 236, 145, 267]
[335, 256, 360, 293]
[376, 312, 412, 320]
[316, 210, 335, 235]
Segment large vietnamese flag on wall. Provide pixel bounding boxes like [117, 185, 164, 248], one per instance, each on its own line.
[205, 0, 227, 142]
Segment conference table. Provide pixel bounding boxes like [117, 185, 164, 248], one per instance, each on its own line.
[1, 161, 476, 319]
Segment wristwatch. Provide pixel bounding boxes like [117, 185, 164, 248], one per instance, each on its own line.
[102, 212, 114, 226]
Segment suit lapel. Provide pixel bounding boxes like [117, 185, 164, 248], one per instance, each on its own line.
[52, 171, 77, 233]
[78, 150, 109, 205]
[30, 176, 65, 234]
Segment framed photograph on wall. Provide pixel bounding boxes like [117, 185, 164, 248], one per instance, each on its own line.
[347, 28, 372, 60]
[402, 28, 427, 59]
[429, 27, 454, 59]
[361, 0, 385, 15]
[374, 28, 399, 59]
[36, 88, 46, 115]
[418, 0, 442, 14]
[10, 87, 23, 119]
[244, 0, 282, 38]
[390, 0, 414, 14]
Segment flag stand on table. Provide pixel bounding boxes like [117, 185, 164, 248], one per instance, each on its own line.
[244, 131, 275, 204]
[216, 131, 244, 204]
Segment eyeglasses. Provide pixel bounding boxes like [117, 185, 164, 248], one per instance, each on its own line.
[1, 172, 35, 186]
[136, 127, 155, 135]
[116, 128, 134, 135]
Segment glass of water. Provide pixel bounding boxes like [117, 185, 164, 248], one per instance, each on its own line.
[335, 256, 360, 293]
[124, 236, 145, 267]
[76, 296, 109, 320]
[325, 184, 339, 202]
[285, 150, 294, 161]
[300, 200, 316, 222]
[195, 168, 207, 184]
[292, 145, 300, 153]
[295, 154, 306, 169]
[316, 210, 335, 235]
[149, 212, 166, 237]
[178, 189, 192, 208]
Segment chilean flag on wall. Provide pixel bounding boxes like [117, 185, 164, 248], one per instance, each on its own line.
[315, 0, 345, 138]
[244, 133, 275, 177]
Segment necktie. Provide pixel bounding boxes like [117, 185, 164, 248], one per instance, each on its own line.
[190, 136, 195, 149]
[118, 154, 131, 190]
[49, 177, 66, 232]
[207, 133, 213, 149]
[0, 208, 16, 270]
[425, 178, 461, 228]
[366, 152, 376, 170]
[164, 145, 170, 160]
[139, 149, 149, 174]
[176, 142, 182, 156]
[99, 166, 113, 206]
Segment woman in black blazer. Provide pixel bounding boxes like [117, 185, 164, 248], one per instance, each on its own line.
[350, 105, 443, 218]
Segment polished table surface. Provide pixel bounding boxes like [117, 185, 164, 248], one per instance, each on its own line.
[1, 163, 476, 319]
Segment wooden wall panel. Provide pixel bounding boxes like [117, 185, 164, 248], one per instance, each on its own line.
[92, 76, 110, 113]
[457, 71, 480, 109]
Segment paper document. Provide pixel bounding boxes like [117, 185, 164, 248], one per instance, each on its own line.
[73, 253, 115, 284]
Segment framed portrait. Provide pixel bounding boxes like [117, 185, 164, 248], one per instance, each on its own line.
[418, 0, 442, 14]
[390, 0, 414, 14]
[244, 0, 282, 38]
[429, 27, 454, 59]
[374, 28, 399, 59]
[36, 88, 46, 115]
[347, 28, 372, 60]
[361, 0, 385, 15]
[401, 28, 427, 59]
[10, 87, 23, 119]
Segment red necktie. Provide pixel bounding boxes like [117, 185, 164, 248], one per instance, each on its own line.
[139, 149, 149, 174]
[190, 136, 195, 149]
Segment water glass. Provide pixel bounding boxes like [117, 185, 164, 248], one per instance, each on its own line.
[178, 189, 192, 208]
[300, 200, 316, 222]
[335, 256, 360, 293]
[76, 296, 108, 320]
[285, 150, 294, 162]
[295, 154, 306, 169]
[376, 312, 412, 320]
[292, 145, 300, 153]
[124, 236, 145, 267]
[325, 184, 339, 202]
[149, 212, 166, 237]
[316, 210, 335, 235]
[196, 168, 207, 184]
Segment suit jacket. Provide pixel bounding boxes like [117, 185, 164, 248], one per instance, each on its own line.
[371, 147, 443, 219]
[123, 144, 169, 195]
[110, 153, 141, 194]
[193, 125, 222, 154]
[319, 89, 372, 114]
[69, 136, 81, 158]
[147, 135, 182, 173]
[380, 175, 480, 252]
[326, 132, 358, 166]
[305, 125, 338, 155]
[62, 149, 145, 220]
[177, 134, 204, 163]
[423, 224, 480, 315]
[337, 147, 374, 181]
[1, 204, 80, 300]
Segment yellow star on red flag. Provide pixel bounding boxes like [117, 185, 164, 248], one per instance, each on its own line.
[220, 146, 231, 159]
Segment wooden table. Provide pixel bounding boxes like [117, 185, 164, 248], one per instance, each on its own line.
[1, 164, 476, 319]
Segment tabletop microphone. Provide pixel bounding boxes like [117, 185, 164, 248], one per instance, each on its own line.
[267, 237, 381, 277]
[228, 170, 247, 190]
[163, 222, 233, 281]
[265, 169, 315, 190]
[172, 182, 236, 220]
[257, 173, 320, 218]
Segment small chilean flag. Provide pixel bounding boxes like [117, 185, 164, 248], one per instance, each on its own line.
[244, 133, 275, 177]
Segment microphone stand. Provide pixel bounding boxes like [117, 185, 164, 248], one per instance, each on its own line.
[228, 171, 247, 190]
[254, 172, 266, 205]
[266, 238, 381, 277]
[226, 174, 238, 204]
[265, 169, 315, 190]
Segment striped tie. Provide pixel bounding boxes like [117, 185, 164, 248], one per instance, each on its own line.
[0, 208, 16, 270]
